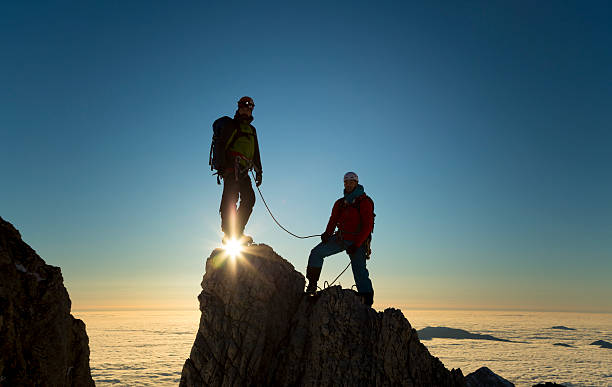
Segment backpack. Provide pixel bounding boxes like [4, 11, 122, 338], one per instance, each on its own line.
[209, 116, 256, 184]
[209, 116, 233, 180]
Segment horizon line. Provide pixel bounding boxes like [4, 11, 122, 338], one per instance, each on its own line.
[71, 306, 612, 314]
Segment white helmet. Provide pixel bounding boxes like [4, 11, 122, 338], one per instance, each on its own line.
[343, 172, 359, 182]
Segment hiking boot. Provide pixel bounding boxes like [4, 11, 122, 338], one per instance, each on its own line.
[305, 266, 321, 295]
[306, 281, 318, 295]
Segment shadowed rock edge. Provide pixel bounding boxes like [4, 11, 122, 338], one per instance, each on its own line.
[0, 217, 94, 386]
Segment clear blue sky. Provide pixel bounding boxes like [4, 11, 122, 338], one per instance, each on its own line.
[2, 1, 611, 312]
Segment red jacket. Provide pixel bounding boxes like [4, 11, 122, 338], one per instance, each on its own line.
[325, 194, 374, 247]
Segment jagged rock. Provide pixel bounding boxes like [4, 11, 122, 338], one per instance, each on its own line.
[0, 217, 94, 386]
[465, 367, 514, 387]
[181, 244, 465, 386]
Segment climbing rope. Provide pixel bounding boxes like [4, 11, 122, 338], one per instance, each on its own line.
[250, 170, 321, 239]
[322, 261, 352, 290]
[249, 170, 353, 289]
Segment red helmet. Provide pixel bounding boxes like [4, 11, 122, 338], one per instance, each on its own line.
[237, 96, 255, 108]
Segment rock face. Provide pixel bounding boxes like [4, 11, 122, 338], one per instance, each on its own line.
[0, 217, 94, 386]
[181, 244, 465, 386]
[465, 367, 514, 387]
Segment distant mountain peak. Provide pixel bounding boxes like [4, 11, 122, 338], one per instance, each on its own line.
[417, 326, 514, 342]
[550, 326, 576, 330]
[590, 340, 612, 349]
[465, 367, 514, 387]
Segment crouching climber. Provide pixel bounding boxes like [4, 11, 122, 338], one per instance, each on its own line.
[305, 172, 375, 307]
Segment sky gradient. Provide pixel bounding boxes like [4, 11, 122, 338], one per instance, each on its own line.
[2, 1, 611, 312]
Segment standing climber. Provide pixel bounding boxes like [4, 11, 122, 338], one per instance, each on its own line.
[211, 96, 263, 244]
[305, 172, 375, 306]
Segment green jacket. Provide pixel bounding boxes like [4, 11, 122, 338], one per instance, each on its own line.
[218, 117, 262, 173]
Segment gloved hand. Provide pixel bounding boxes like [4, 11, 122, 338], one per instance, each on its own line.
[346, 244, 359, 255]
[321, 232, 332, 244]
[255, 171, 262, 187]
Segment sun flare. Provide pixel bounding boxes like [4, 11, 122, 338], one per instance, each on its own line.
[223, 238, 243, 258]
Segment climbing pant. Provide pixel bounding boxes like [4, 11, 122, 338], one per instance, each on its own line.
[220, 172, 255, 237]
[307, 234, 374, 294]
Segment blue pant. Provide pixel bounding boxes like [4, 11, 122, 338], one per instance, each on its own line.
[308, 235, 374, 294]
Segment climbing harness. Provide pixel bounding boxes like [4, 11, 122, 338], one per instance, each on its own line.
[234, 155, 255, 181]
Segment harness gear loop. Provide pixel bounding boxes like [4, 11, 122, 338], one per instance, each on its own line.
[364, 236, 372, 259]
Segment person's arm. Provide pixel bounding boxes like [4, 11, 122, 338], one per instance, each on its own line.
[324, 199, 342, 235]
[252, 126, 263, 186]
[253, 127, 262, 173]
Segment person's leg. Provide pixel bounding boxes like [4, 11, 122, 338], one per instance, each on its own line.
[308, 235, 345, 268]
[306, 235, 345, 293]
[305, 266, 321, 294]
[236, 174, 255, 236]
[348, 242, 374, 306]
[220, 176, 240, 238]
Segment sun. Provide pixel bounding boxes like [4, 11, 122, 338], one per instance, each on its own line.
[223, 238, 243, 258]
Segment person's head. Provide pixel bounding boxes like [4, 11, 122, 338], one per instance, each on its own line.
[343, 171, 359, 193]
[236, 96, 255, 120]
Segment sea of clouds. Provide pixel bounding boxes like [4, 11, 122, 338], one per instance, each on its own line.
[74, 309, 612, 387]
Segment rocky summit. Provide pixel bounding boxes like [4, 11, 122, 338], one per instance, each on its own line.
[180, 244, 465, 386]
[0, 217, 94, 386]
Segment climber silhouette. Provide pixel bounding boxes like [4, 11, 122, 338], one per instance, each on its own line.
[305, 172, 375, 306]
[209, 96, 263, 246]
